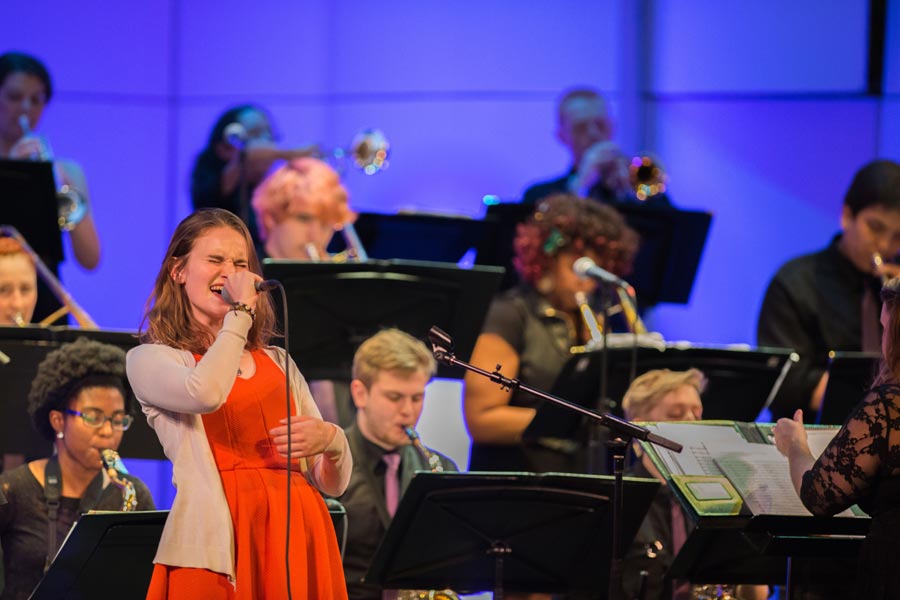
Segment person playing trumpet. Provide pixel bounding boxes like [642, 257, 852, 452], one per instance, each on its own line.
[336, 328, 457, 600]
[190, 104, 319, 249]
[758, 159, 900, 421]
[522, 87, 672, 208]
[0, 52, 101, 323]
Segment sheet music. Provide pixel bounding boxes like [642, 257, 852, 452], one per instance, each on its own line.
[648, 423, 748, 476]
[708, 442, 856, 517]
[708, 443, 811, 515]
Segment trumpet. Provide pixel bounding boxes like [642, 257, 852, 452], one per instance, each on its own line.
[17, 115, 88, 231]
[328, 128, 390, 176]
[0, 226, 98, 328]
[872, 252, 896, 284]
[575, 143, 667, 202]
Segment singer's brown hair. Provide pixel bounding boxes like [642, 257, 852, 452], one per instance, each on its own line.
[876, 277, 900, 386]
[139, 208, 277, 353]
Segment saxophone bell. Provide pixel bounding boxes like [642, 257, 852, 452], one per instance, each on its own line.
[100, 449, 138, 512]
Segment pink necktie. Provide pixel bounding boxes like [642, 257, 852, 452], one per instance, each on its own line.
[383, 452, 401, 517]
[671, 500, 691, 600]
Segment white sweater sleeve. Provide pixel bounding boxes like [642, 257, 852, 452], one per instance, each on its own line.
[126, 311, 252, 414]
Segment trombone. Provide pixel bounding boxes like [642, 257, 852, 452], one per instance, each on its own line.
[0, 226, 97, 328]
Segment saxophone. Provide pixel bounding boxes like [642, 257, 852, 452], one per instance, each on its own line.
[100, 449, 137, 512]
[393, 428, 457, 600]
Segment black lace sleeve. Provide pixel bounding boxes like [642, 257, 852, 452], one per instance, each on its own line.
[799, 384, 899, 516]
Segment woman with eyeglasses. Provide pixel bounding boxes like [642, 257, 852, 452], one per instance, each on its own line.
[0, 337, 155, 600]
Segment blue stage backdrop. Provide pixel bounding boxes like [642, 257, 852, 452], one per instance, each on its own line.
[4, 0, 899, 505]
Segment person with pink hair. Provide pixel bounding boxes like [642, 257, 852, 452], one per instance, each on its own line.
[251, 157, 356, 260]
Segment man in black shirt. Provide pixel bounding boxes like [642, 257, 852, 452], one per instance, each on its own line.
[758, 160, 900, 420]
[336, 329, 457, 600]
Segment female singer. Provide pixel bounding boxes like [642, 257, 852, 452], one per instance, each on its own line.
[774, 275, 900, 599]
[463, 193, 637, 473]
[127, 208, 350, 598]
[190, 105, 318, 248]
[0, 236, 37, 326]
[0, 52, 100, 272]
[251, 157, 355, 261]
[0, 338, 155, 600]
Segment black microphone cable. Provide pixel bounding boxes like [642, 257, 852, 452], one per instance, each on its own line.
[274, 282, 294, 600]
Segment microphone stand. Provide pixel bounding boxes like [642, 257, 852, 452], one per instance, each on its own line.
[428, 326, 681, 600]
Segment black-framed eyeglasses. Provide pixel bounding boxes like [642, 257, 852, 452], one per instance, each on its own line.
[63, 408, 133, 431]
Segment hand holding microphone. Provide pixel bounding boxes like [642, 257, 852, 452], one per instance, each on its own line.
[220, 271, 280, 308]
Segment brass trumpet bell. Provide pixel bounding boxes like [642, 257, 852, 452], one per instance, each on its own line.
[332, 128, 390, 175]
[629, 154, 667, 201]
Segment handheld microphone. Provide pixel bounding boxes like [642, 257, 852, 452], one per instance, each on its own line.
[223, 122, 248, 149]
[221, 279, 280, 304]
[573, 256, 629, 289]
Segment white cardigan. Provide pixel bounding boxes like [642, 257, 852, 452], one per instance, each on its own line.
[125, 311, 352, 580]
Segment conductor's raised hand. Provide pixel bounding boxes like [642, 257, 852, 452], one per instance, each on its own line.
[772, 409, 809, 458]
[269, 416, 337, 459]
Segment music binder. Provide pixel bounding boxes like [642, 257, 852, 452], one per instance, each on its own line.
[364, 471, 659, 595]
[262, 259, 503, 381]
[0, 326, 164, 461]
[638, 421, 869, 586]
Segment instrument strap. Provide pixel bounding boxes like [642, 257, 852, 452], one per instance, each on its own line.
[43, 456, 106, 572]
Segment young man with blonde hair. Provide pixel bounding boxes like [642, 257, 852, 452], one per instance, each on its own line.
[620, 369, 766, 600]
[337, 328, 457, 600]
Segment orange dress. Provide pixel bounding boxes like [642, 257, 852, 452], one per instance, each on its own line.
[145, 350, 348, 599]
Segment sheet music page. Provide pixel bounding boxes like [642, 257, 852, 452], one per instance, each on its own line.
[708, 442, 857, 517]
[647, 423, 748, 476]
[806, 427, 841, 459]
[708, 442, 811, 515]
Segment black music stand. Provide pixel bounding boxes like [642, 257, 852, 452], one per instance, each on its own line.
[0, 326, 164, 461]
[365, 471, 659, 596]
[0, 159, 63, 268]
[525, 346, 796, 446]
[328, 212, 494, 263]
[30, 510, 168, 600]
[262, 259, 503, 380]
[479, 202, 712, 306]
[816, 351, 880, 425]
[668, 513, 867, 587]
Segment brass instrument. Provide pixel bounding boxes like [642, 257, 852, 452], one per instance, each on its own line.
[329, 128, 390, 176]
[394, 428, 458, 600]
[629, 154, 667, 201]
[403, 426, 443, 473]
[100, 449, 138, 512]
[574, 288, 646, 346]
[0, 226, 98, 328]
[17, 116, 88, 231]
[873, 252, 895, 284]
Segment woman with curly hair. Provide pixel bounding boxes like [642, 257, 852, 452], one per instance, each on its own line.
[464, 193, 637, 473]
[127, 208, 350, 598]
[0, 337, 155, 600]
